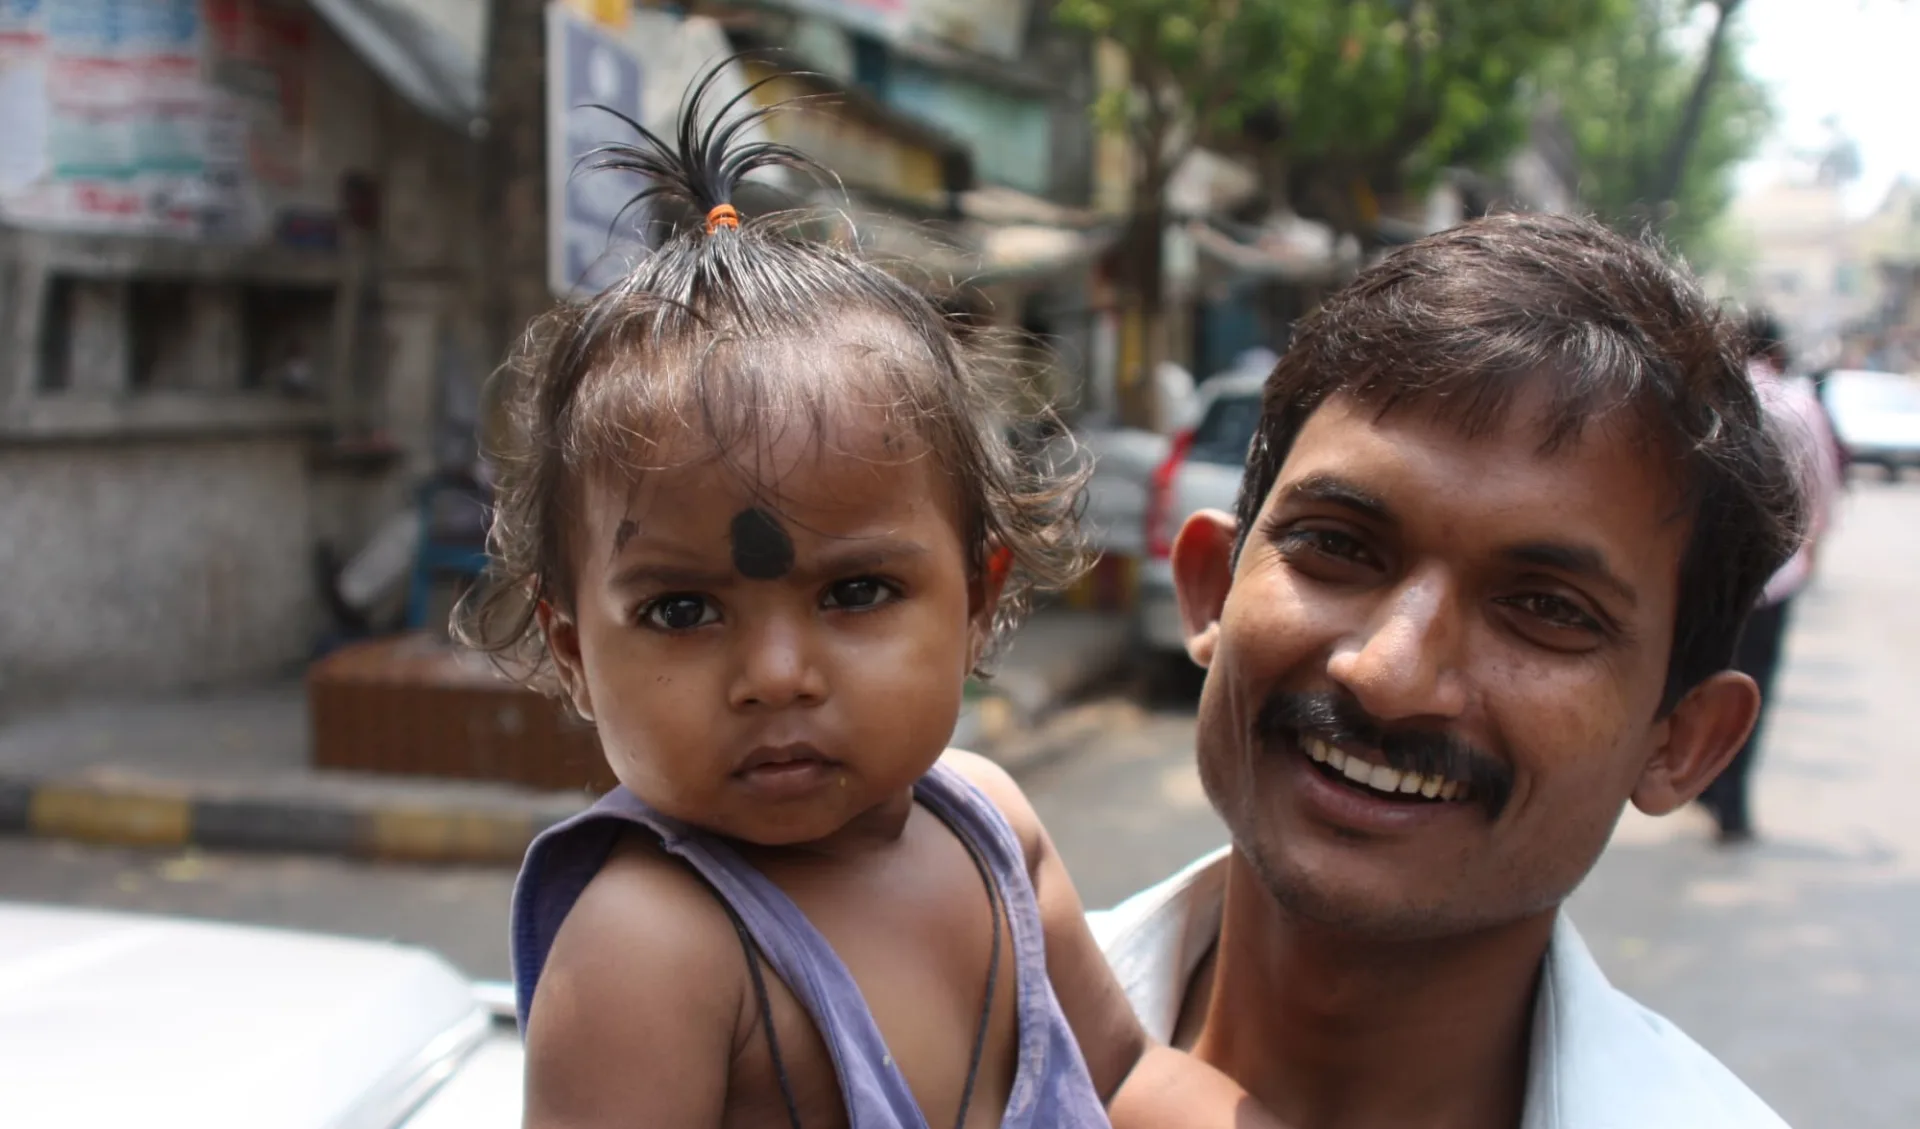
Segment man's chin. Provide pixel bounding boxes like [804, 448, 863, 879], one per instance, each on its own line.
[1236, 834, 1476, 940]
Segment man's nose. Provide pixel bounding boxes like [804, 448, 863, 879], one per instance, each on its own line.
[728, 613, 829, 710]
[1325, 566, 1469, 722]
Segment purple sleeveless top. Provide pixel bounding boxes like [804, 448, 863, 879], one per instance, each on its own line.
[511, 761, 1111, 1129]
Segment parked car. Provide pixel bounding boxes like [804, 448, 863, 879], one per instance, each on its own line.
[4, 901, 522, 1129]
[1044, 425, 1173, 562]
[1821, 368, 1920, 480]
[1137, 370, 1266, 658]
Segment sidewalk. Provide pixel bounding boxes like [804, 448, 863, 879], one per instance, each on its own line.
[0, 606, 1136, 865]
[1565, 479, 1920, 1128]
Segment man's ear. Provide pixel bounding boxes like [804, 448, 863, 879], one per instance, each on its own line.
[1632, 670, 1760, 815]
[1171, 510, 1237, 669]
[539, 599, 596, 723]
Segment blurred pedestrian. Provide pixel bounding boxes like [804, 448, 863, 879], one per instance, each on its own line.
[1700, 309, 1844, 844]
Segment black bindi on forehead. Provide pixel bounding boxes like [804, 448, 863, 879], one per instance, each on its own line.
[730, 507, 795, 580]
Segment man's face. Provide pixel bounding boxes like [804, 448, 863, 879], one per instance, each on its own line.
[1177, 390, 1720, 939]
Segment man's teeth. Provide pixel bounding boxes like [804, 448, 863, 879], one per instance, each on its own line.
[1302, 736, 1464, 801]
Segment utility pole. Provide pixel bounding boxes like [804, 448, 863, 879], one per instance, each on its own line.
[480, 0, 553, 368]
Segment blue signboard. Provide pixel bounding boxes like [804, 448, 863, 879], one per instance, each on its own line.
[546, 5, 647, 298]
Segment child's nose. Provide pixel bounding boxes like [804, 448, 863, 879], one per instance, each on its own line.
[728, 615, 829, 710]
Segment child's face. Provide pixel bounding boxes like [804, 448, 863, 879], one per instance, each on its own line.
[544, 413, 993, 847]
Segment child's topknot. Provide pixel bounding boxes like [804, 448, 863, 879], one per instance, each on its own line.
[581, 62, 817, 241]
[456, 58, 1091, 692]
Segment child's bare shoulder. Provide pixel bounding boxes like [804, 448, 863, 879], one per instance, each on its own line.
[524, 833, 748, 1125]
[939, 748, 1044, 872]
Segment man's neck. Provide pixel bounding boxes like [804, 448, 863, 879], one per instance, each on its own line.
[1189, 851, 1555, 1129]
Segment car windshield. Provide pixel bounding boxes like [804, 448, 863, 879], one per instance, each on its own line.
[1189, 392, 1262, 466]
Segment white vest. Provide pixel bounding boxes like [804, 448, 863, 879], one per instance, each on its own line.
[1090, 849, 1791, 1129]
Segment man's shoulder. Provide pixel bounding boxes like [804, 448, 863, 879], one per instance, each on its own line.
[1530, 918, 1791, 1129]
[1086, 863, 1790, 1129]
[1088, 848, 1230, 1045]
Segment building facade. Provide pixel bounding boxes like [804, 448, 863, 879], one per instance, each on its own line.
[0, 0, 487, 702]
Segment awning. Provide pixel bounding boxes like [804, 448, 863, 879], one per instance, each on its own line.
[973, 222, 1119, 286]
[307, 0, 483, 132]
[1187, 216, 1357, 285]
[1167, 149, 1262, 219]
[826, 196, 1117, 293]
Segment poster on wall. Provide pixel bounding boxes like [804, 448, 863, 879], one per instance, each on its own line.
[203, 0, 310, 189]
[547, 3, 648, 299]
[0, 0, 50, 197]
[126, 0, 210, 233]
[0, 0, 299, 238]
[0, 0, 209, 234]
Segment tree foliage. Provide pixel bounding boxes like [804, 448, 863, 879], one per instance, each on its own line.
[1056, 0, 1618, 238]
[1251, 0, 1616, 236]
[1053, 0, 1289, 196]
[1536, 0, 1772, 260]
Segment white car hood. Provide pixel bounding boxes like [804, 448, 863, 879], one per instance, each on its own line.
[0, 902, 492, 1129]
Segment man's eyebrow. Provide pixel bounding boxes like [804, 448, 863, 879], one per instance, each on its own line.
[1279, 474, 1395, 523]
[1503, 542, 1639, 608]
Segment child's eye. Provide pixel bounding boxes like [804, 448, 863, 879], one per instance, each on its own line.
[639, 594, 720, 632]
[822, 577, 897, 611]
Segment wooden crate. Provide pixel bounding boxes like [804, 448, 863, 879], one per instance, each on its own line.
[308, 633, 613, 793]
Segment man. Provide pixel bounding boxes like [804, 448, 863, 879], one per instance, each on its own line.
[1700, 309, 1843, 843]
[1095, 215, 1802, 1128]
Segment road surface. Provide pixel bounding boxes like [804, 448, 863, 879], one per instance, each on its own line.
[4, 479, 1917, 1127]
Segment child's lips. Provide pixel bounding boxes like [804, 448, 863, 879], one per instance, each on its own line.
[733, 743, 843, 799]
[734, 742, 836, 775]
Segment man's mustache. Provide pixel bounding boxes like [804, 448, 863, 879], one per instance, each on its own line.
[1254, 691, 1515, 820]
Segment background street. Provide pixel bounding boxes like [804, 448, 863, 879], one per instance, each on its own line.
[3, 479, 1916, 1129]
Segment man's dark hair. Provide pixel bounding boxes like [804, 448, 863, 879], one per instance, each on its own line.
[1233, 213, 1805, 715]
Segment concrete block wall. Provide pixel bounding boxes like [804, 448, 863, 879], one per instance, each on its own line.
[0, 437, 316, 704]
[0, 17, 491, 703]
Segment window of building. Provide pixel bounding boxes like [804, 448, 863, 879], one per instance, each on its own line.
[128, 279, 195, 391]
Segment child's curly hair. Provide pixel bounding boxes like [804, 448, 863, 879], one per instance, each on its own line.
[455, 62, 1090, 693]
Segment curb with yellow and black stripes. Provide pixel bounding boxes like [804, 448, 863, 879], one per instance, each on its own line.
[0, 696, 1060, 866]
[0, 774, 574, 865]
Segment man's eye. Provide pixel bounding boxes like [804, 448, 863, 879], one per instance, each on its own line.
[823, 577, 897, 610]
[640, 595, 719, 632]
[1277, 528, 1374, 566]
[1504, 593, 1602, 634]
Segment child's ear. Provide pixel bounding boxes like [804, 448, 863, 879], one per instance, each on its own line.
[967, 546, 1013, 666]
[538, 598, 595, 723]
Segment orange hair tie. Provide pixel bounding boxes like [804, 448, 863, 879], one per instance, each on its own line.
[705, 204, 740, 232]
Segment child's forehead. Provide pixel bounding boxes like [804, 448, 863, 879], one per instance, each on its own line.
[578, 412, 957, 545]
[601, 404, 934, 484]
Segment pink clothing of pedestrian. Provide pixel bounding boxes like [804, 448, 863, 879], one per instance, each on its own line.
[1752, 360, 1843, 608]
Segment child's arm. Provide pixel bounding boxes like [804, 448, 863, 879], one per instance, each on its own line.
[943, 750, 1289, 1129]
[1109, 1046, 1292, 1128]
[522, 839, 746, 1129]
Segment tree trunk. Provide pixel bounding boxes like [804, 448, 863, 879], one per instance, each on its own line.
[1650, 0, 1745, 216]
[1117, 193, 1168, 432]
[480, 0, 553, 369]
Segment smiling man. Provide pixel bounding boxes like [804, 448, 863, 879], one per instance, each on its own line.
[1095, 214, 1801, 1129]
